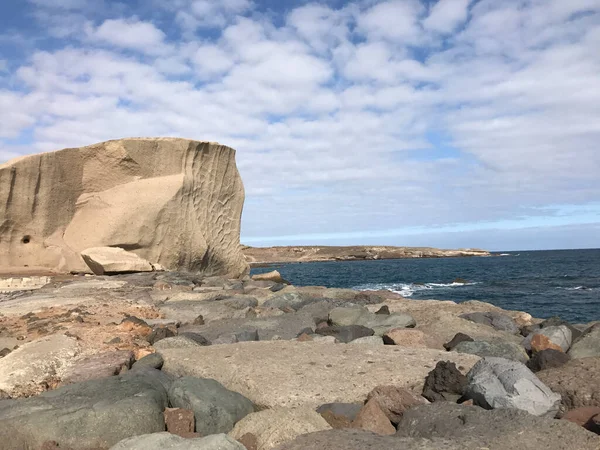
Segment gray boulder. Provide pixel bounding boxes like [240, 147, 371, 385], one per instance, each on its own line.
[460, 312, 519, 334]
[454, 339, 529, 363]
[522, 325, 572, 352]
[328, 306, 371, 327]
[464, 357, 561, 417]
[0, 369, 169, 449]
[315, 325, 374, 343]
[365, 313, 416, 335]
[132, 353, 164, 371]
[110, 432, 246, 450]
[153, 335, 210, 350]
[395, 402, 600, 450]
[568, 323, 600, 358]
[168, 377, 254, 435]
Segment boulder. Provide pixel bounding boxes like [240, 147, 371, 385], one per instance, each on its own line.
[61, 350, 134, 384]
[0, 369, 169, 449]
[537, 357, 600, 413]
[153, 335, 210, 350]
[366, 385, 426, 424]
[443, 332, 473, 351]
[568, 323, 600, 358]
[351, 399, 395, 435]
[382, 329, 442, 349]
[422, 360, 468, 403]
[147, 327, 176, 345]
[168, 377, 255, 435]
[395, 402, 600, 450]
[110, 433, 246, 450]
[316, 403, 362, 429]
[541, 317, 583, 341]
[562, 407, 600, 433]
[229, 407, 331, 450]
[81, 247, 155, 275]
[348, 336, 384, 345]
[459, 312, 519, 334]
[164, 408, 197, 438]
[365, 313, 416, 335]
[251, 270, 290, 284]
[522, 326, 572, 353]
[464, 357, 561, 417]
[161, 341, 479, 408]
[315, 325, 374, 343]
[0, 138, 248, 277]
[454, 339, 529, 363]
[328, 306, 371, 327]
[0, 334, 80, 397]
[132, 353, 164, 371]
[526, 349, 570, 372]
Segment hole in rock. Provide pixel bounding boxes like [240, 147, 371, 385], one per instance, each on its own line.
[21, 235, 31, 244]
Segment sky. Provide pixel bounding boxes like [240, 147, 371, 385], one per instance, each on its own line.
[1, 0, 599, 251]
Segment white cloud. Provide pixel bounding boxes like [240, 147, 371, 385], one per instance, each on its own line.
[86, 18, 167, 53]
[173, 0, 254, 30]
[423, 0, 471, 33]
[357, 0, 424, 43]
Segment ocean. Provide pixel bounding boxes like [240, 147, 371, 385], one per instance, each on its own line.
[250, 249, 600, 324]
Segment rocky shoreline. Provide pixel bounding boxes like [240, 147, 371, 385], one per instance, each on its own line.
[1, 270, 599, 450]
[243, 245, 491, 266]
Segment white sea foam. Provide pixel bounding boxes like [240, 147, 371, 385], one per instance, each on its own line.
[354, 281, 478, 297]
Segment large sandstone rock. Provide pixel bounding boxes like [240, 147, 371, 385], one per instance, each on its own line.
[160, 341, 479, 408]
[81, 247, 155, 275]
[0, 138, 248, 277]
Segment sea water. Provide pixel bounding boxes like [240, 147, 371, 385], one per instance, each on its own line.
[250, 249, 600, 323]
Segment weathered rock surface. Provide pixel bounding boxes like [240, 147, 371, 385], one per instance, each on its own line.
[351, 398, 395, 435]
[443, 332, 473, 351]
[395, 402, 600, 450]
[110, 432, 246, 450]
[383, 329, 442, 349]
[315, 324, 373, 343]
[168, 377, 255, 435]
[81, 247, 155, 275]
[328, 306, 415, 336]
[0, 369, 169, 449]
[464, 357, 561, 417]
[454, 339, 529, 363]
[251, 270, 289, 284]
[459, 311, 519, 334]
[61, 350, 134, 384]
[160, 342, 479, 408]
[526, 349, 570, 372]
[366, 385, 427, 424]
[523, 325, 572, 352]
[316, 403, 362, 428]
[0, 334, 80, 397]
[537, 357, 600, 413]
[422, 361, 467, 403]
[562, 407, 600, 433]
[568, 323, 600, 358]
[0, 138, 248, 277]
[230, 407, 331, 450]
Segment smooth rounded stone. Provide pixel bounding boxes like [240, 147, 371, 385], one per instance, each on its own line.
[328, 306, 371, 327]
[382, 329, 442, 349]
[132, 353, 164, 370]
[110, 432, 246, 450]
[160, 341, 479, 408]
[153, 335, 210, 350]
[273, 429, 466, 450]
[459, 311, 519, 334]
[168, 377, 255, 435]
[230, 407, 331, 450]
[351, 398, 395, 435]
[443, 332, 474, 351]
[316, 403, 362, 428]
[422, 361, 467, 403]
[541, 317, 583, 341]
[526, 349, 570, 372]
[537, 357, 600, 413]
[454, 339, 529, 363]
[562, 407, 600, 433]
[464, 357, 561, 417]
[61, 350, 134, 384]
[568, 323, 600, 358]
[365, 313, 417, 336]
[147, 327, 176, 345]
[315, 325, 374, 343]
[0, 369, 169, 449]
[348, 336, 384, 345]
[366, 385, 427, 424]
[395, 402, 600, 450]
[522, 326, 572, 352]
[252, 270, 289, 284]
[0, 334, 80, 397]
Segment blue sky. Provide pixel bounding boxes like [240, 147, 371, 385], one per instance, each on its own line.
[1, 0, 600, 251]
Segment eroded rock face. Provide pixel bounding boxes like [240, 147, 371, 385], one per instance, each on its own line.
[0, 138, 248, 277]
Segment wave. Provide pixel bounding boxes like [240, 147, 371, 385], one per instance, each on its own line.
[354, 281, 479, 297]
[556, 286, 596, 291]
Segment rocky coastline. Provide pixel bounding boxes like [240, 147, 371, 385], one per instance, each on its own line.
[1, 269, 599, 449]
[243, 245, 491, 266]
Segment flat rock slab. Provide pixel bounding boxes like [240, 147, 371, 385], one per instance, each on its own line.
[0, 334, 80, 397]
[160, 342, 479, 408]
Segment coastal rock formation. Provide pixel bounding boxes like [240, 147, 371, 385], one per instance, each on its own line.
[0, 138, 248, 277]
[243, 246, 490, 265]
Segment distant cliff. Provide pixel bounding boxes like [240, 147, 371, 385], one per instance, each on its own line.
[243, 246, 490, 265]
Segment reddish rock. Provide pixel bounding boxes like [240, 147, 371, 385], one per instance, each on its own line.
[562, 407, 600, 433]
[238, 432, 258, 450]
[164, 407, 200, 438]
[366, 385, 426, 424]
[297, 333, 313, 342]
[531, 334, 563, 353]
[61, 350, 134, 384]
[351, 399, 396, 436]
